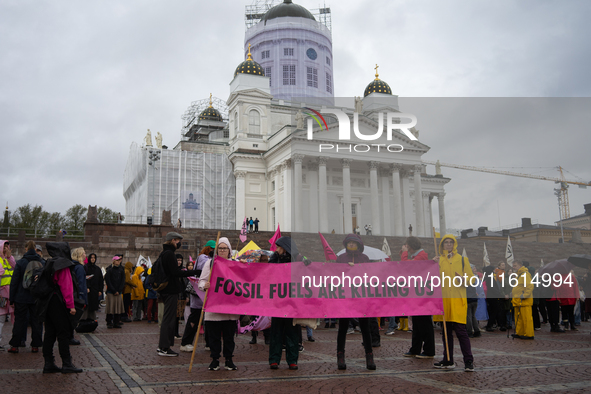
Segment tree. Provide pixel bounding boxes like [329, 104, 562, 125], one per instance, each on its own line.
[9, 204, 46, 235]
[97, 207, 124, 223]
[65, 204, 88, 233]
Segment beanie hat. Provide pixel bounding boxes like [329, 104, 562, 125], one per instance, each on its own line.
[218, 237, 232, 255]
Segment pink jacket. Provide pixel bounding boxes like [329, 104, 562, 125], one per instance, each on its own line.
[54, 268, 74, 309]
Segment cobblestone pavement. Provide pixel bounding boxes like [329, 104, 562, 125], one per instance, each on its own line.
[1, 312, 590, 394]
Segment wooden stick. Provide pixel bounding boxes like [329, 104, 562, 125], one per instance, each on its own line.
[433, 227, 450, 362]
[188, 231, 221, 373]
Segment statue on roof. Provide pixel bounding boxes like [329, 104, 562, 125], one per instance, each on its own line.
[155, 132, 163, 149]
[145, 129, 153, 146]
[355, 96, 363, 113]
[295, 110, 304, 129]
[435, 160, 442, 175]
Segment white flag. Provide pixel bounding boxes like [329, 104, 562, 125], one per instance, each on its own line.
[137, 254, 148, 267]
[483, 243, 491, 267]
[382, 238, 391, 257]
[505, 236, 514, 267]
[146, 256, 153, 269]
[540, 259, 545, 268]
[462, 248, 468, 259]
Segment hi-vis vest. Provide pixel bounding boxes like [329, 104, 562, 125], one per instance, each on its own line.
[0, 258, 13, 286]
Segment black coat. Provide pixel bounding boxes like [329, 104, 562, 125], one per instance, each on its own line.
[10, 249, 44, 304]
[85, 260, 104, 311]
[159, 243, 201, 295]
[36, 242, 75, 322]
[104, 264, 125, 295]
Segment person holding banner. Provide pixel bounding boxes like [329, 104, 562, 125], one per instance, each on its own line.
[400, 236, 435, 359]
[335, 233, 377, 371]
[433, 234, 475, 372]
[268, 236, 303, 371]
[198, 237, 239, 371]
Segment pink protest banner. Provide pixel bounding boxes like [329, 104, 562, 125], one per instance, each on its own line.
[204, 257, 443, 318]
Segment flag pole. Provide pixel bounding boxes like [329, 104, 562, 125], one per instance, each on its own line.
[433, 226, 450, 363]
[188, 231, 221, 373]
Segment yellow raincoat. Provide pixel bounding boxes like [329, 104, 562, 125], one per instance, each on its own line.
[433, 234, 475, 325]
[131, 266, 145, 301]
[512, 265, 534, 337]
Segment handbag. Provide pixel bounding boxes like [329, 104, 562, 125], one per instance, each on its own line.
[0, 295, 7, 308]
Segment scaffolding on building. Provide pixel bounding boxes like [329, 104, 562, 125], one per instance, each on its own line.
[180, 96, 229, 137]
[123, 142, 235, 229]
[245, 0, 332, 31]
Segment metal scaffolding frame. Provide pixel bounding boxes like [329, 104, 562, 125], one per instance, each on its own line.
[245, 0, 332, 32]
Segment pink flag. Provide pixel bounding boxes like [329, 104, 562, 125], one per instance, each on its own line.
[240, 217, 248, 242]
[318, 232, 338, 261]
[268, 223, 281, 251]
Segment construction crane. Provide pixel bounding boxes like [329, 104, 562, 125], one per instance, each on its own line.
[423, 160, 591, 219]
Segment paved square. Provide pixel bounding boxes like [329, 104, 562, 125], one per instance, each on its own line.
[1, 312, 590, 394]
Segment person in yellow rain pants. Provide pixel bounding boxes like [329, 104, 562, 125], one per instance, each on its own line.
[511, 260, 534, 340]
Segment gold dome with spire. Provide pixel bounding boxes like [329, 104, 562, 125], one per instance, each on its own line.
[234, 43, 265, 77]
[363, 64, 392, 97]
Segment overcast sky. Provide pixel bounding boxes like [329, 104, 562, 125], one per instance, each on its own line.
[1, 0, 590, 231]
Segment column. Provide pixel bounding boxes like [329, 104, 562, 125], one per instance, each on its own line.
[293, 154, 304, 232]
[390, 164, 403, 236]
[273, 167, 282, 230]
[308, 161, 319, 233]
[423, 192, 431, 237]
[282, 159, 292, 231]
[413, 165, 424, 237]
[234, 171, 246, 230]
[438, 192, 447, 236]
[368, 161, 380, 235]
[342, 158, 353, 234]
[400, 168, 410, 236]
[318, 157, 329, 233]
[380, 168, 391, 236]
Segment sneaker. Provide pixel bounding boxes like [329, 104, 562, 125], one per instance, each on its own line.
[7, 347, 18, 354]
[107, 324, 114, 329]
[324, 323, 330, 329]
[270, 363, 279, 369]
[403, 352, 417, 357]
[416, 353, 434, 359]
[385, 329, 395, 336]
[204, 346, 210, 350]
[289, 364, 298, 370]
[31, 347, 39, 353]
[208, 359, 220, 370]
[485, 327, 495, 332]
[225, 359, 237, 370]
[174, 335, 182, 339]
[534, 327, 541, 331]
[180, 344, 194, 352]
[464, 361, 474, 372]
[434, 360, 455, 369]
[307, 336, 315, 342]
[157, 348, 179, 357]
[473, 331, 481, 338]
[346, 327, 354, 335]
[299, 344, 305, 352]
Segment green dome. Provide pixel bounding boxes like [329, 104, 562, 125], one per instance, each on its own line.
[263, 0, 315, 24]
[199, 96, 223, 122]
[234, 44, 265, 77]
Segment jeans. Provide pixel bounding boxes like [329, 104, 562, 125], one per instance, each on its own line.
[306, 327, 313, 338]
[387, 316, 397, 331]
[132, 300, 143, 320]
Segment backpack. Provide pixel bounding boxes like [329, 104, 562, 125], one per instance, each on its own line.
[23, 259, 44, 289]
[29, 260, 57, 299]
[146, 256, 168, 292]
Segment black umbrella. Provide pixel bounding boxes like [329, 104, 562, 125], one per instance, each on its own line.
[567, 254, 591, 269]
[537, 259, 574, 276]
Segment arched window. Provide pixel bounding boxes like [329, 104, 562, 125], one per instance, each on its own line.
[234, 111, 238, 133]
[249, 110, 260, 134]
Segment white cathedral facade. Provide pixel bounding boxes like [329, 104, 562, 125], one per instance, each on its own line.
[123, 0, 449, 238]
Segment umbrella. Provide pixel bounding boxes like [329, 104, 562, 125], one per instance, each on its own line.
[537, 259, 574, 276]
[336, 246, 389, 262]
[567, 254, 591, 269]
[236, 249, 273, 263]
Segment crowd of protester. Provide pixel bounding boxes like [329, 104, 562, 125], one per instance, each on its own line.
[0, 232, 588, 374]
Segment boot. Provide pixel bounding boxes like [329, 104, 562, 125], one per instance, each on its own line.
[551, 324, 565, 333]
[337, 351, 346, 370]
[249, 331, 257, 344]
[365, 352, 376, 370]
[43, 357, 62, 374]
[62, 357, 83, 373]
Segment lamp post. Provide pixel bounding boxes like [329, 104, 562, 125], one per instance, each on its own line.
[148, 149, 161, 225]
